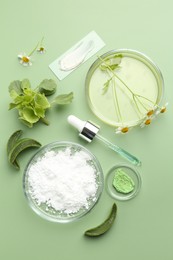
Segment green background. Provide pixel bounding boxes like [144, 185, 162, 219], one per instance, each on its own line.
[0, 0, 172, 259]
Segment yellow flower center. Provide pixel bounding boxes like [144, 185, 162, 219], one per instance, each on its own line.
[39, 47, 44, 51]
[160, 107, 166, 113]
[121, 127, 129, 133]
[22, 56, 30, 63]
[145, 119, 151, 125]
[147, 110, 154, 116]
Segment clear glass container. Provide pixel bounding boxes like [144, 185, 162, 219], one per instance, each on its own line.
[106, 164, 141, 201]
[85, 49, 164, 128]
[23, 141, 104, 223]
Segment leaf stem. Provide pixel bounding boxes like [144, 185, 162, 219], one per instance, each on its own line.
[135, 93, 156, 106]
[98, 55, 157, 115]
[28, 42, 39, 57]
[132, 96, 143, 117]
[109, 71, 122, 122]
[98, 56, 134, 95]
[40, 117, 49, 125]
[40, 36, 44, 46]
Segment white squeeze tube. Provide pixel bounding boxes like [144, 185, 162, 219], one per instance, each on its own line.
[67, 115, 141, 166]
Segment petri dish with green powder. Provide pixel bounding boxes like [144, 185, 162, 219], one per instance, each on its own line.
[106, 164, 141, 201]
[85, 49, 164, 129]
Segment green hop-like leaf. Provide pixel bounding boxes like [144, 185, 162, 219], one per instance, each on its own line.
[18, 118, 33, 128]
[23, 87, 35, 97]
[102, 78, 112, 94]
[9, 103, 19, 110]
[34, 105, 45, 118]
[9, 80, 23, 96]
[19, 107, 40, 124]
[99, 54, 122, 71]
[38, 79, 57, 96]
[53, 92, 74, 105]
[34, 93, 50, 109]
[21, 79, 31, 90]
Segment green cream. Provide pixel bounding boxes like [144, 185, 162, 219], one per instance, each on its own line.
[113, 168, 135, 194]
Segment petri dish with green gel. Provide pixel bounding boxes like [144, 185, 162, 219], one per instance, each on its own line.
[106, 164, 141, 201]
[85, 49, 164, 128]
[112, 168, 135, 194]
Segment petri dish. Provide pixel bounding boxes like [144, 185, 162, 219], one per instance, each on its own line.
[85, 49, 164, 128]
[23, 141, 104, 223]
[106, 164, 141, 201]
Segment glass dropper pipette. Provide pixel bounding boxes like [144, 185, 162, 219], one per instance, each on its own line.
[67, 115, 141, 166]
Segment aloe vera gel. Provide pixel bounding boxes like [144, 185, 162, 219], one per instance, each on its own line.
[113, 168, 135, 194]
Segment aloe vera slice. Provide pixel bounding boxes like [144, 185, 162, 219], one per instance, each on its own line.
[7, 130, 23, 154]
[84, 203, 117, 237]
[7, 130, 23, 168]
[8, 138, 41, 169]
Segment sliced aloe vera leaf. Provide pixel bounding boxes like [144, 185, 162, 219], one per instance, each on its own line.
[84, 203, 117, 237]
[11, 159, 20, 170]
[7, 130, 23, 168]
[7, 130, 23, 154]
[8, 138, 41, 169]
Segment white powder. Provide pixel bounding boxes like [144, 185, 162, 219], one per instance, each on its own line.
[27, 147, 99, 214]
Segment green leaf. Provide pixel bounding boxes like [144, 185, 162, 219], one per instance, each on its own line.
[100, 63, 109, 71]
[9, 102, 19, 110]
[9, 89, 20, 100]
[21, 79, 31, 90]
[23, 87, 35, 97]
[112, 54, 123, 61]
[109, 64, 119, 70]
[34, 105, 45, 118]
[8, 78, 73, 128]
[38, 79, 57, 96]
[19, 118, 33, 128]
[34, 93, 50, 109]
[15, 94, 34, 107]
[102, 79, 112, 94]
[20, 107, 40, 124]
[53, 92, 74, 105]
[99, 54, 122, 71]
[8, 80, 22, 95]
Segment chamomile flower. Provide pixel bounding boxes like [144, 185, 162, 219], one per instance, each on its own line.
[155, 102, 168, 115]
[18, 53, 32, 66]
[37, 37, 46, 54]
[17, 41, 39, 67]
[37, 46, 46, 54]
[115, 126, 130, 134]
[140, 116, 153, 128]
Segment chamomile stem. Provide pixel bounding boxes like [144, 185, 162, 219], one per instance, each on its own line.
[28, 42, 39, 57]
[132, 96, 143, 116]
[40, 36, 44, 46]
[98, 55, 156, 107]
[112, 76, 123, 122]
[98, 56, 134, 95]
[134, 95, 150, 111]
[135, 94, 156, 105]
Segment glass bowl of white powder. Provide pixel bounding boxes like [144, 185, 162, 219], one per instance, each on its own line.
[23, 141, 104, 223]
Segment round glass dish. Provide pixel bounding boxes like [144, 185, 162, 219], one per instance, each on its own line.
[106, 164, 141, 201]
[23, 141, 104, 223]
[85, 49, 164, 128]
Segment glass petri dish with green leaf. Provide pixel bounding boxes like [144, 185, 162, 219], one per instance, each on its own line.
[85, 49, 165, 133]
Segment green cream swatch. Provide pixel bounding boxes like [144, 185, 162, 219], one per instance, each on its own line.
[113, 168, 135, 194]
